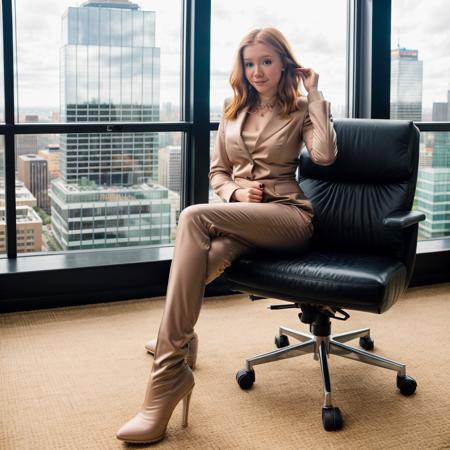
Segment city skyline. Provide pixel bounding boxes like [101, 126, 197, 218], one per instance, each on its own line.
[6, 0, 450, 253]
[7, 0, 450, 117]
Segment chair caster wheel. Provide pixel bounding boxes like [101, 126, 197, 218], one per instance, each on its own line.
[275, 335, 290, 348]
[322, 407, 343, 431]
[359, 336, 374, 350]
[236, 369, 255, 390]
[397, 375, 417, 396]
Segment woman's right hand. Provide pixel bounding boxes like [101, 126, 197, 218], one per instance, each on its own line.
[232, 182, 264, 202]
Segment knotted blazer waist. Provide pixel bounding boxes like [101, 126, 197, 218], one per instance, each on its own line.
[233, 176, 314, 215]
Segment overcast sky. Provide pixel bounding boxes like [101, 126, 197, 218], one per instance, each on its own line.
[7, 0, 450, 115]
[392, 0, 450, 106]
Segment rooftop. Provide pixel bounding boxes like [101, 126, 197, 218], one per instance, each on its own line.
[52, 178, 167, 195]
[81, 0, 139, 10]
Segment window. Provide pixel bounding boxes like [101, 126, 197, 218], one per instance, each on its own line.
[0, 0, 445, 292]
[392, 0, 450, 241]
[210, 0, 348, 120]
[414, 132, 450, 240]
[13, 0, 182, 123]
[15, 132, 182, 253]
[8, 0, 185, 255]
[209, 0, 348, 204]
[391, 0, 449, 122]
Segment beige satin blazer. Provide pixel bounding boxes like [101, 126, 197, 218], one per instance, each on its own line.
[209, 89, 338, 217]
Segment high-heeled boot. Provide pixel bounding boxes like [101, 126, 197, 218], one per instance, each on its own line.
[116, 354, 195, 443]
[145, 332, 198, 370]
[117, 274, 200, 443]
[117, 206, 217, 443]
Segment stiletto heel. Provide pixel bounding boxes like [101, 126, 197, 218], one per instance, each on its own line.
[182, 389, 193, 427]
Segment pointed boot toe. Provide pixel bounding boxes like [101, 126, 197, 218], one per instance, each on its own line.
[116, 413, 166, 444]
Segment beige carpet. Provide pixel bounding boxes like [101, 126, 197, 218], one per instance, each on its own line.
[1, 283, 450, 450]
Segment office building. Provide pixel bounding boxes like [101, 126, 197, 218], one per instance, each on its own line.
[0, 206, 43, 253]
[17, 155, 50, 212]
[390, 47, 423, 121]
[53, 0, 172, 250]
[38, 144, 61, 179]
[419, 144, 433, 169]
[158, 146, 181, 194]
[59, 0, 160, 184]
[15, 114, 39, 167]
[51, 179, 171, 250]
[416, 89, 450, 239]
[0, 180, 42, 253]
[416, 98, 450, 239]
[432, 102, 448, 121]
[416, 168, 450, 238]
[0, 180, 37, 208]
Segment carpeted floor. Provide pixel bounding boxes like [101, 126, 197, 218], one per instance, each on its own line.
[1, 283, 450, 450]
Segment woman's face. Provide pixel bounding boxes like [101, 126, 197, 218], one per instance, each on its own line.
[243, 43, 284, 98]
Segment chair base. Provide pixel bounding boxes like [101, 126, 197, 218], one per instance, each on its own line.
[236, 317, 416, 431]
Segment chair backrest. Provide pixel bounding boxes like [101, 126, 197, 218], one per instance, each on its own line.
[299, 118, 420, 281]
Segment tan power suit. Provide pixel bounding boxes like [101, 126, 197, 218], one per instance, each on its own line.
[151, 89, 338, 385]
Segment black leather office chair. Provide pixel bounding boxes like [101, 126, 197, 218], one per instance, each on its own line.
[222, 118, 426, 431]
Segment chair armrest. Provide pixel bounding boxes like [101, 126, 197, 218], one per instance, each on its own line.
[383, 211, 426, 229]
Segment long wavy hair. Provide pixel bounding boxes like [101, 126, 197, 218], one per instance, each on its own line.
[224, 28, 304, 120]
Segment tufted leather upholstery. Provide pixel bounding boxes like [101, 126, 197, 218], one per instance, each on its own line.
[222, 119, 425, 315]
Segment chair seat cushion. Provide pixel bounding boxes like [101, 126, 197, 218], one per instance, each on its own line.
[222, 251, 407, 314]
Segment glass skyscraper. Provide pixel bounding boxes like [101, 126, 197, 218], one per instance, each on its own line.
[52, 0, 172, 250]
[416, 132, 450, 239]
[390, 47, 423, 121]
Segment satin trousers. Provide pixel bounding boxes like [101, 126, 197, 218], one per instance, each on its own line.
[152, 202, 314, 378]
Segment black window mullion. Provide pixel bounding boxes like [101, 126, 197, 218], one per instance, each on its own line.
[351, 0, 372, 118]
[4, 122, 190, 134]
[180, 0, 191, 209]
[184, 0, 210, 207]
[415, 122, 450, 132]
[181, 0, 191, 124]
[2, 0, 17, 258]
[350, 0, 391, 119]
[371, 0, 391, 119]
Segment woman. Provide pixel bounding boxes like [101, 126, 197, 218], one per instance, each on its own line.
[116, 27, 337, 444]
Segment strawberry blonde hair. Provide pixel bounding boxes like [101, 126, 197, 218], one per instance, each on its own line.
[224, 27, 304, 120]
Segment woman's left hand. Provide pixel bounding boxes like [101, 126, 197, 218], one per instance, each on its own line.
[296, 67, 319, 93]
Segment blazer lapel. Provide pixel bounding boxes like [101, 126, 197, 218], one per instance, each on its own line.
[226, 106, 250, 158]
[254, 104, 294, 149]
